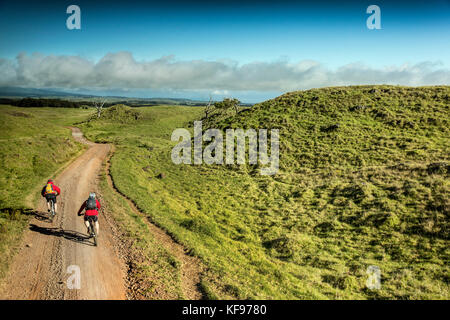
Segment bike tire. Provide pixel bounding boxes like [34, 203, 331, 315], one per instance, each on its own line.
[50, 200, 55, 222]
[91, 221, 98, 247]
[87, 220, 97, 246]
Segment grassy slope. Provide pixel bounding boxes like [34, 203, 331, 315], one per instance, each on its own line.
[81, 87, 449, 299]
[99, 166, 187, 299]
[0, 105, 90, 280]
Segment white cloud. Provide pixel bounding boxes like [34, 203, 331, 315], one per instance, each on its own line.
[212, 90, 230, 95]
[1, 52, 449, 92]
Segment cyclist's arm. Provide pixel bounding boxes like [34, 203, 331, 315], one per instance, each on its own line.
[54, 185, 61, 196]
[77, 201, 86, 215]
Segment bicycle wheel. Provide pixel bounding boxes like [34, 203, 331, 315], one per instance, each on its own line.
[50, 200, 55, 221]
[91, 221, 98, 247]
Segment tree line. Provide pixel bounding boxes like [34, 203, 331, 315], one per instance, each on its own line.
[0, 98, 113, 109]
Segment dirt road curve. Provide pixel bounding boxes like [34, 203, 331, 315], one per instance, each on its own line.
[0, 127, 126, 300]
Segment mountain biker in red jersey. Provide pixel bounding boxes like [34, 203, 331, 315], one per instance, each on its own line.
[41, 179, 61, 213]
[77, 192, 100, 237]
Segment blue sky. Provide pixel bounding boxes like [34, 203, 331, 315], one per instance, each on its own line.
[0, 0, 449, 102]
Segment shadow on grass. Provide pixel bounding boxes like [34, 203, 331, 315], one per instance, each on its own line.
[4, 208, 52, 223]
[29, 210, 52, 223]
[29, 224, 95, 246]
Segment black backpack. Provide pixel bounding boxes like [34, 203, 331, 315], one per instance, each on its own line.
[86, 197, 97, 210]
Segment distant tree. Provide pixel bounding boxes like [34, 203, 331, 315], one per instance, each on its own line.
[204, 94, 214, 119]
[92, 97, 106, 118]
[214, 98, 240, 115]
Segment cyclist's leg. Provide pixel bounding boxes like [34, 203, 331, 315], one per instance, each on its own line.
[84, 217, 90, 233]
[94, 221, 99, 235]
[52, 195, 57, 213]
[45, 196, 51, 211]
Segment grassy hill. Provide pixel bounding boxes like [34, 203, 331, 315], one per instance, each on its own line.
[2, 86, 445, 299]
[80, 85, 449, 299]
[212, 85, 448, 170]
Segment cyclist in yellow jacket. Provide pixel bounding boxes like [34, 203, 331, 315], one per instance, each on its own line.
[41, 179, 61, 213]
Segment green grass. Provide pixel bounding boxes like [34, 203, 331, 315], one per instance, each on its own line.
[0, 105, 89, 280]
[80, 86, 449, 300]
[98, 167, 186, 299]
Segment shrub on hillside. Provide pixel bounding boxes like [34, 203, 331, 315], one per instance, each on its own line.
[90, 104, 142, 123]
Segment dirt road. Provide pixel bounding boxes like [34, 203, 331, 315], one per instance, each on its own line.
[0, 128, 126, 299]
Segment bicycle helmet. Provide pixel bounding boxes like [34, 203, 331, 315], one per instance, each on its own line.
[89, 192, 96, 199]
[47, 179, 53, 183]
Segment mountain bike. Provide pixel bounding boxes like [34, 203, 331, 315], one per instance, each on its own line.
[85, 215, 98, 247]
[49, 198, 56, 222]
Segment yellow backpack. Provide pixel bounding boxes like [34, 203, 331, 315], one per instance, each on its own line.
[45, 183, 55, 195]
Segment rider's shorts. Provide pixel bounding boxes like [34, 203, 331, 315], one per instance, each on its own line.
[45, 194, 57, 203]
[84, 215, 98, 223]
